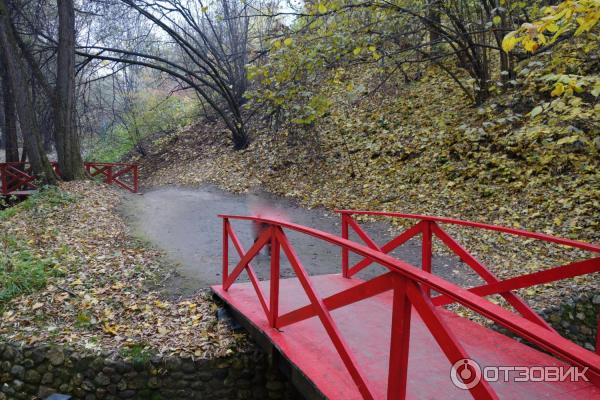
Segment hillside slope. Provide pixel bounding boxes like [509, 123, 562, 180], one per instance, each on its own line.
[127, 60, 599, 308]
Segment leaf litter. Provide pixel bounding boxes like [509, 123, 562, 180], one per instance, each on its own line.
[0, 181, 248, 357]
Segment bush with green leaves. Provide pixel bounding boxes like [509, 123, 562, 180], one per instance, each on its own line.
[89, 92, 198, 162]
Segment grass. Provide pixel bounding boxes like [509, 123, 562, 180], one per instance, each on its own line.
[0, 186, 75, 221]
[120, 343, 154, 364]
[0, 236, 53, 306]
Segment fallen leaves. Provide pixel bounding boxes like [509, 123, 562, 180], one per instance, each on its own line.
[128, 61, 598, 315]
[0, 181, 248, 358]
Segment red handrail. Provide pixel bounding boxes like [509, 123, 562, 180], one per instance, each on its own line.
[0, 162, 139, 195]
[219, 213, 600, 399]
[336, 210, 600, 253]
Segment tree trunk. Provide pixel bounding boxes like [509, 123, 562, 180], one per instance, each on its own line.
[427, 1, 441, 47]
[0, 50, 19, 162]
[0, 0, 57, 184]
[54, 0, 85, 180]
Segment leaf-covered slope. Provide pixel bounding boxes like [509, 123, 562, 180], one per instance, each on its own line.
[138, 63, 598, 240]
[0, 182, 247, 357]
[130, 58, 598, 308]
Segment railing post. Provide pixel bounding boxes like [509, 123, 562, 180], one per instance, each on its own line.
[596, 309, 600, 355]
[133, 165, 139, 193]
[106, 166, 113, 185]
[422, 221, 432, 297]
[222, 218, 229, 288]
[387, 274, 411, 400]
[342, 213, 350, 278]
[270, 227, 280, 328]
[0, 165, 6, 196]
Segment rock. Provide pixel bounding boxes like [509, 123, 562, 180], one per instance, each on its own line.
[584, 343, 595, 352]
[1, 382, 16, 396]
[212, 368, 228, 380]
[2, 347, 16, 362]
[47, 348, 65, 366]
[41, 372, 53, 385]
[95, 373, 111, 386]
[237, 388, 252, 399]
[10, 365, 25, 380]
[147, 377, 160, 389]
[37, 386, 56, 398]
[0, 373, 10, 384]
[581, 325, 592, 335]
[11, 379, 24, 391]
[116, 379, 127, 391]
[91, 357, 105, 370]
[181, 359, 195, 373]
[118, 389, 135, 398]
[30, 347, 47, 364]
[266, 380, 284, 391]
[24, 370, 41, 384]
[82, 380, 96, 391]
[96, 387, 107, 399]
[164, 357, 182, 371]
[0, 362, 10, 373]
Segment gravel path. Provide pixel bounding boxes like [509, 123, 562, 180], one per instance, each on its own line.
[121, 185, 480, 293]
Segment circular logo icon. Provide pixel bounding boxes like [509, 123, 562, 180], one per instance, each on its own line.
[450, 358, 482, 390]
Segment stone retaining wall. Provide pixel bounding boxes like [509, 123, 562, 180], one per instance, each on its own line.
[493, 291, 599, 352]
[0, 342, 298, 400]
[539, 292, 600, 352]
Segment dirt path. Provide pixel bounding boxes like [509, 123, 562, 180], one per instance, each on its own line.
[121, 185, 479, 293]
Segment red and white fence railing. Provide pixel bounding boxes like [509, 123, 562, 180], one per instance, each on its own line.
[0, 162, 139, 195]
[219, 212, 600, 399]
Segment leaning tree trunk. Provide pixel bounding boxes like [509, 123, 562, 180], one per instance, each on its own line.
[0, 0, 57, 184]
[54, 0, 85, 180]
[0, 54, 19, 162]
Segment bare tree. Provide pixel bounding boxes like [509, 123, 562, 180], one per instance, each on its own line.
[0, 0, 57, 183]
[78, 0, 253, 149]
[0, 47, 19, 162]
[54, 0, 85, 180]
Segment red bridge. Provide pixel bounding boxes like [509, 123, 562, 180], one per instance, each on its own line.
[0, 162, 139, 196]
[212, 211, 600, 399]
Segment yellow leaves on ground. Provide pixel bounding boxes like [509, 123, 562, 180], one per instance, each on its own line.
[130, 39, 598, 317]
[551, 82, 565, 96]
[0, 182, 247, 358]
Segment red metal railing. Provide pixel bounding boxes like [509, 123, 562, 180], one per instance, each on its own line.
[84, 162, 139, 193]
[0, 162, 138, 195]
[219, 212, 600, 399]
[0, 163, 38, 195]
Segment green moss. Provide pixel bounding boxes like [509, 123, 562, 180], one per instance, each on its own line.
[120, 343, 154, 365]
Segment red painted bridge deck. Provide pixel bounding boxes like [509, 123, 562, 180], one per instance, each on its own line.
[213, 274, 599, 399]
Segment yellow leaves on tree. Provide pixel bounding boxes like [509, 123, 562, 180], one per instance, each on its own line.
[502, 0, 599, 53]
